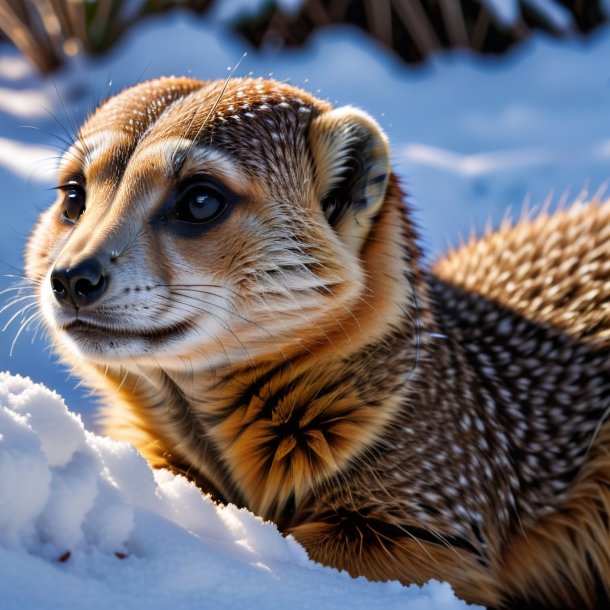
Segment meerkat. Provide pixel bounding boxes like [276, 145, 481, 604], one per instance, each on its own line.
[23, 76, 610, 609]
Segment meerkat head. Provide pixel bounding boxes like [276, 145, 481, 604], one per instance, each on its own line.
[26, 77, 393, 370]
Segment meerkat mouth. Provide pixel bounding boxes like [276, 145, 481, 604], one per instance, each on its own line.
[62, 319, 195, 344]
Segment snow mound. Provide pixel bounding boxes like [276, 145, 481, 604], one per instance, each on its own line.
[0, 372, 475, 609]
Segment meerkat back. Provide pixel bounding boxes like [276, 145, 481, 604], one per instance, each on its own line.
[25, 76, 610, 609]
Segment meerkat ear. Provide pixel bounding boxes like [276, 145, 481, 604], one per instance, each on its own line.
[309, 106, 391, 253]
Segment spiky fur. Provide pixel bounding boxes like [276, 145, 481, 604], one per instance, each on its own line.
[24, 76, 610, 609]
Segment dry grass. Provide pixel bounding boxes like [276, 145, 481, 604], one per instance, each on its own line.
[0, 0, 211, 73]
[0, 0, 606, 74]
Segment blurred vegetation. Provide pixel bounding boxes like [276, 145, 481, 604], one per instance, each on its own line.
[0, 0, 607, 74]
[239, 0, 608, 64]
[0, 0, 212, 73]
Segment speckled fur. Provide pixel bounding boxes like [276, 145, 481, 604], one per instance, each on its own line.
[25, 77, 610, 609]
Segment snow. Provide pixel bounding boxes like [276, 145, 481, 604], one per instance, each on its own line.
[212, 0, 306, 21]
[479, 0, 574, 29]
[523, 0, 574, 31]
[1, 8, 610, 607]
[480, 0, 521, 26]
[0, 372, 473, 610]
[0, 137, 57, 181]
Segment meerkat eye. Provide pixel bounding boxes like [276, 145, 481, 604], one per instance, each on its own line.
[59, 181, 86, 222]
[174, 179, 229, 224]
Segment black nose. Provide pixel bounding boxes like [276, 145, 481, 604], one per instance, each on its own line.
[51, 258, 108, 308]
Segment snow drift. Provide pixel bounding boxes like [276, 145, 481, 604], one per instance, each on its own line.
[0, 371, 475, 609]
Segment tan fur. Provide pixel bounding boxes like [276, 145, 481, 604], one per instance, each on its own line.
[22, 76, 610, 609]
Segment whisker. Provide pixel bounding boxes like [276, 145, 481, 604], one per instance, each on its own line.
[115, 367, 131, 394]
[0, 285, 33, 296]
[147, 294, 235, 366]
[10, 310, 43, 356]
[179, 53, 248, 163]
[21, 125, 74, 151]
[51, 80, 81, 144]
[165, 286, 274, 338]
[2, 302, 38, 332]
[40, 101, 77, 151]
[30, 315, 46, 344]
[247, 268, 337, 344]
[156, 293, 254, 368]
[1, 273, 42, 286]
[0, 294, 37, 316]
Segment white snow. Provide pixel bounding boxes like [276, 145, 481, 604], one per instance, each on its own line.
[0, 138, 57, 181]
[480, 0, 521, 26]
[212, 0, 306, 21]
[479, 0, 574, 29]
[523, 0, 574, 31]
[0, 372, 474, 610]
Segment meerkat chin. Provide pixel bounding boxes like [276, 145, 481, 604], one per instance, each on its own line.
[25, 76, 610, 609]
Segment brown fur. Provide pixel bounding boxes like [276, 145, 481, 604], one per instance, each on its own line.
[23, 76, 610, 608]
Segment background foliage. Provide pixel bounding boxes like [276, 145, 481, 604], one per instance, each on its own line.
[0, 0, 607, 74]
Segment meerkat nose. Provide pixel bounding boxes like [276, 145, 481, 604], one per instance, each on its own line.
[50, 257, 108, 309]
